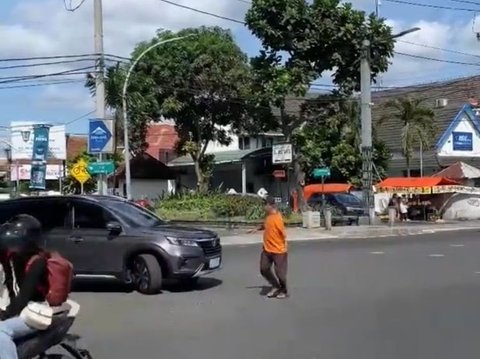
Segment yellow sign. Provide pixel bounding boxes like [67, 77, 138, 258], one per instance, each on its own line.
[70, 159, 91, 184]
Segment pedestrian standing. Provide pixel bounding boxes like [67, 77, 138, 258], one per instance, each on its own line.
[399, 196, 409, 222]
[250, 196, 288, 299]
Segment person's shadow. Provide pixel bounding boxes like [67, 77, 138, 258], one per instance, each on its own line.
[245, 285, 271, 296]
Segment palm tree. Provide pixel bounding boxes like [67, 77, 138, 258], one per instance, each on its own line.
[380, 97, 436, 177]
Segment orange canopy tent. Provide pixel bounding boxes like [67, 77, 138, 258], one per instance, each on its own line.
[377, 177, 459, 189]
[304, 183, 353, 201]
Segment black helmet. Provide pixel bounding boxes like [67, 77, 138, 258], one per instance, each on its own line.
[0, 214, 43, 250]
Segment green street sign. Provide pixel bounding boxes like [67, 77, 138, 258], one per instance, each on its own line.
[87, 161, 115, 175]
[313, 167, 330, 179]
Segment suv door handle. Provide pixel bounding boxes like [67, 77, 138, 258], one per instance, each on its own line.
[69, 236, 84, 243]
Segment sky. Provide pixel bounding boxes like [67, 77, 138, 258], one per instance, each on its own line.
[1, 0, 480, 137]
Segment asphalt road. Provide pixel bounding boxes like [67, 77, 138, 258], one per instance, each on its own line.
[68, 230, 480, 359]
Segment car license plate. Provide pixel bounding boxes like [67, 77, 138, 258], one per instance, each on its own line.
[209, 257, 220, 269]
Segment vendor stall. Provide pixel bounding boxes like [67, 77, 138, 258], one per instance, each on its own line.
[376, 177, 461, 221]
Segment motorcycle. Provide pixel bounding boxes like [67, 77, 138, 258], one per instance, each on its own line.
[15, 300, 92, 359]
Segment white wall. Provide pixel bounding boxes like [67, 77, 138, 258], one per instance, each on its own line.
[118, 179, 175, 200]
[438, 114, 480, 157]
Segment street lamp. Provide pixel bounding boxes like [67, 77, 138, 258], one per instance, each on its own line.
[360, 27, 421, 224]
[122, 34, 195, 200]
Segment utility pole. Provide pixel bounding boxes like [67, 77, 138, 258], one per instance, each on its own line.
[375, 0, 380, 17]
[94, 0, 107, 195]
[360, 40, 374, 224]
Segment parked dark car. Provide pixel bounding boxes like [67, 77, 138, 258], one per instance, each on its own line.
[307, 192, 364, 225]
[0, 195, 222, 294]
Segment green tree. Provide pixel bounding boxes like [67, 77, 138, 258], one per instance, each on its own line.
[130, 27, 252, 192]
[245, 0, 395, 209]
[297, 95, 390, 185]
[380, 97, 436, 177]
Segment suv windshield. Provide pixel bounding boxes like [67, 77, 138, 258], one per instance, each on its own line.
[333, 193, 361, 205]
[104, 200, 165, 227]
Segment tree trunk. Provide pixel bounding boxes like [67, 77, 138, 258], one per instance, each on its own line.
[193, 158, 208, 193]
[293, 157, 306, 212]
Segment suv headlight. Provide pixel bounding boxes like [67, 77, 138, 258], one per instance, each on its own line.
[166, 236, 199, 247]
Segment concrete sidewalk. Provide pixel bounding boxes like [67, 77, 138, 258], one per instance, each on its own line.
[219, 221, 480, 246]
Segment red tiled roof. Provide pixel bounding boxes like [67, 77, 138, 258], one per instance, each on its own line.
[66, 135, 87, 161]
[145, 124, 178, 160]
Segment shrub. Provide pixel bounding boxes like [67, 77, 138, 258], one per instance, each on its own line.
[155, 191, 265, 219]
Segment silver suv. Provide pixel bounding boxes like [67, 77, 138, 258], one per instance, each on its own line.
[0, 195, 222, 294]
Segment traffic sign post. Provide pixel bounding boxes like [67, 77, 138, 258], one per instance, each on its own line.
[312, 167, 331, 213]
[88, 118, 114, 195]
[70, 159, 91, 194]
[87, 161, 115, 175]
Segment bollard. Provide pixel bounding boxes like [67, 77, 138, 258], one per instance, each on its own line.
[388, 207, 396, 227]
[324, 207, 332, 231]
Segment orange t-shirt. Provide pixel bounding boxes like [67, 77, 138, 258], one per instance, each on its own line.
[263, 212, 287, 254]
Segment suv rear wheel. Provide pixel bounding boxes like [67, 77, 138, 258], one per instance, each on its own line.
[131, 254, 163, 294]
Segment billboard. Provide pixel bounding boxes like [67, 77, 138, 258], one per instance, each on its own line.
[10, 122, 66, 160]
[10, 164, 63, 181]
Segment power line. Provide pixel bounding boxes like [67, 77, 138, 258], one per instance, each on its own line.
[0, 66, 96, 84]
[0, 80, 85, 90]
[157, 0, 246, 24]
[0, 53, 129, 63]
[0, 58, 98, 71]
[451, 0, 480, 6]
[397, 40, 480, 59]
[394, 51, 480, 66]
[384, 0, 479, 11]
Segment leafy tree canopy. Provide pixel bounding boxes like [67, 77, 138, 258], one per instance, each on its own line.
[130, 26, 253, 191]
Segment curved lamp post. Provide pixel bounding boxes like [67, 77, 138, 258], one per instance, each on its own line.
[122, 34, 195, 200]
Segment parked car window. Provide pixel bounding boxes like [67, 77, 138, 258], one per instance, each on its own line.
[73, 202, 112, 229]
[24, 200, 69, 230]
[104, 200, 165, 228]
[333, 194, 362, 205]
[0, 200, 67, 230]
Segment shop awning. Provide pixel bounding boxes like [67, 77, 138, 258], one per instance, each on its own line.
[378, 177, 459, 189]
[304, 183, 353, 200]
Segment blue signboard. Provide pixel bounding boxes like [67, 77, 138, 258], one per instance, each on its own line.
[452, 131, 473, 151]
[88, 119, 112, 154]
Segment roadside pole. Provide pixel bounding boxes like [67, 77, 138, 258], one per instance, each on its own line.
[360, 40, 374, 224]
[94, 0, 107, 195]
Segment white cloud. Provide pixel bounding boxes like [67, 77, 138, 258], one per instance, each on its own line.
[0, 0, 246, 111]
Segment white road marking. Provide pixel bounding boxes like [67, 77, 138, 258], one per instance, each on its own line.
[450, 244, 465, 248]
[475, 272, 480, 275]
[428, 254, 445, 257]
[369, 251, 385, 255]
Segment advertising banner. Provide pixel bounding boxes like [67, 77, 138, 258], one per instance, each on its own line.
[10, 122, 66, 160]
[10, 164, 63, 181]
[30, 164, 47, 190]
[30, 125, 50, 190]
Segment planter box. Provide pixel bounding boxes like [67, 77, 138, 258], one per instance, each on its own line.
[302, 211, 321, 228]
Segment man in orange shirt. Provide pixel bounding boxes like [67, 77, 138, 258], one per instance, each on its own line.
[252, 196, 288, 299]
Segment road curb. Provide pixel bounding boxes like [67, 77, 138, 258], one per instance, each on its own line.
[220, 225, 480, 246]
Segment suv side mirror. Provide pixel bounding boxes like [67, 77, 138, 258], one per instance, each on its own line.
[106, 221, 122, 235]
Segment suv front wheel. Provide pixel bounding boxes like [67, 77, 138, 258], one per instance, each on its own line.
[131, 254, 163, 294]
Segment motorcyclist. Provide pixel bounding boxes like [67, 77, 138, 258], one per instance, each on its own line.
[0, 214, 49, 359]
